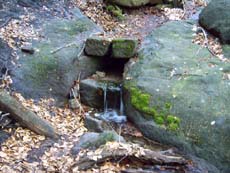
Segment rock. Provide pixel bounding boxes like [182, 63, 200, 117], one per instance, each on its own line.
[21, 44, 34, 54]
[124, 21, 230, 171]
[0, 130, 11, 144]
[108, 0, 163, 8]
[149, 0, 163, 5]
[11, 9, 103, 105]
[80, 78, 121, 109]
[163, 0, 183, 8]
[95, 71, 106, 78]
[85, 36, 111, 56]
[84, 114, 110, 132]
[199, 0, 230, 44]
[112, 38, 138, 58]
[71, 131, 125, 155]
[109, 0, 150, 8]
[223, 45, 230, 58]
[69, 99, 80, 109]
[0, 39, 12, 75]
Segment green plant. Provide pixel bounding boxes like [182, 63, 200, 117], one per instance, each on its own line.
[106, 5, 124, 20]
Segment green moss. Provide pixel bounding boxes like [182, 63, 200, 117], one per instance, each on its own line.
[166, 115, 180, 124]
[26, 43, 59, 85]
[30, 56, 58, 82]
[165, 102, 172, 110]
[112, 38, 137, 57]
[155, 116, 164, 125]
[130, 87, 150, 111]
[129, 86, 181, 131]
[166, 115, 180, 131]
[106, 5, 124, 20]
[168, 123, 179, 131]
[55, 19, 92, 36]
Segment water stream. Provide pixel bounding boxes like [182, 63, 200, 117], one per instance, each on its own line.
[96, 83, 127, 124]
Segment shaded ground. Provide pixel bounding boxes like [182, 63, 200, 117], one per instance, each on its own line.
[0, 0, 227, 172]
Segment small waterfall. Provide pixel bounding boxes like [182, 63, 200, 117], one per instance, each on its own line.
[119, 84, 124, 115]
[103, 83, 108, 114]
[97, 83, 127, 124]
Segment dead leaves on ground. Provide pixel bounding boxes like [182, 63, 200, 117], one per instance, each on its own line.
[0, 15, 39, 50]
[0, 93, 87, 172]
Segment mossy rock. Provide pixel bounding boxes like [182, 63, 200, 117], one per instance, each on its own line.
[11, 9, 103, 105]
[124, 21, 230, 171]
[199, 0, 230, 44]
[112, 38, 138, 58]
[85, 36, 111, 57]
[108, 0, 150, 8]
[71, 131, 125, 155]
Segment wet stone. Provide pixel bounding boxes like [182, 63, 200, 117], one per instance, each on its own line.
[84, 114, 110, 132]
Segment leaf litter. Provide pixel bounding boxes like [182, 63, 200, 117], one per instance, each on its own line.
[0, 0, 228, 172]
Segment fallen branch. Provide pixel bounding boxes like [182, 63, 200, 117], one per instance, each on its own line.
[73, 142, 186, 171]
[196, 26, 216, 56]
[0, 90, 58, 139]
[0, 17, 12, 28]
[72, 72, 85, 114]
[50, 42, 77, 54]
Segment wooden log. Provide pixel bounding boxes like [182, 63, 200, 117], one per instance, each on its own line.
[0, 90, 58, 139]
[73, 142, 187, 171]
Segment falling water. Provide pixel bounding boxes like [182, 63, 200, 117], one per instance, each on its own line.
[97, 83, 127, 124]
[103, 83, 108, 114]
[119, 84, 124, 115]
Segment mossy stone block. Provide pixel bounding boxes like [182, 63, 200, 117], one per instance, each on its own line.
[108, 0, 149, 7]
[85, 36, 111, 57]
[112, 38, 138, 58]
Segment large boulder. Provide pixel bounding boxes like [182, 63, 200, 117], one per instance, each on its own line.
[124, 21, 230, 172]
[199, 0, 230, 44]
[11, 9, 103, 105]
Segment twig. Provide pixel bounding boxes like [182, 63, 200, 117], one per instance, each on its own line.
[117, 154, 128, 164]
[196, 26, 216, 56]
[0, 17, 12, 28]
[0, 113, 10, 121]
[77, 44, 85, 58]
[118, 124, 123, 144]
[72, 72, 85, 114]
[50, 42, 77, 54]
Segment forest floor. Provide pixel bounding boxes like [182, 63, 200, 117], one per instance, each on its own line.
[0, 0, 226, 172]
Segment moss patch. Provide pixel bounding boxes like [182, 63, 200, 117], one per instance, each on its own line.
[54, 19, 93, 36]
[129, 87, 180, 131]
[106, 5, 124, 20]
[112, 38, 138, 58]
